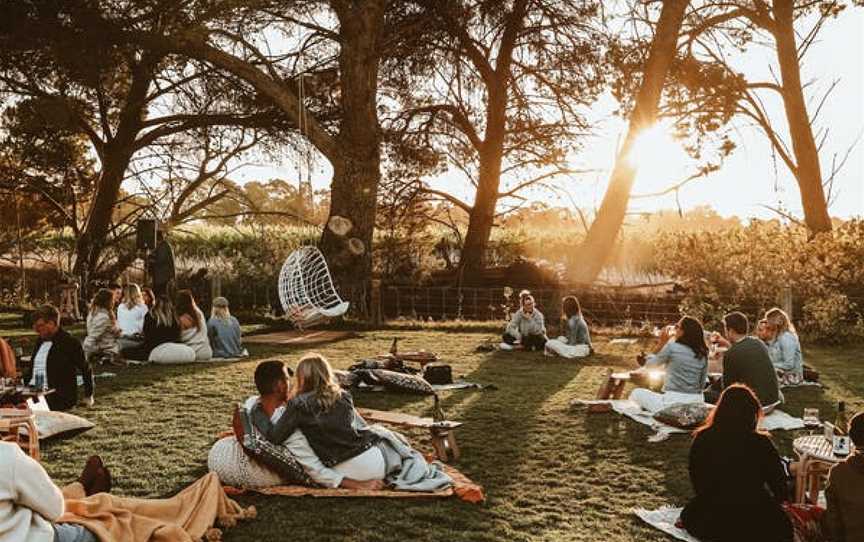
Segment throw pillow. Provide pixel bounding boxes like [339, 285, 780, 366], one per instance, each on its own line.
[653, 402, 712, 429]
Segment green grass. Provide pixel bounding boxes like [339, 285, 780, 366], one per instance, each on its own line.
[16, 328, 863, 541]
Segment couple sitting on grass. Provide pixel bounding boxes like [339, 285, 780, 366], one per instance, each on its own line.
[500, 291, 592, 358]
[630, 311, 782, 414]
[209, 353, 453, 492]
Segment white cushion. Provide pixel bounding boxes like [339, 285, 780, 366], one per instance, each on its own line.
[148, 343, 197, 364]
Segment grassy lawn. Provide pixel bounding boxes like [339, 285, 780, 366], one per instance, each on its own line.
[7, 324, 862, 541]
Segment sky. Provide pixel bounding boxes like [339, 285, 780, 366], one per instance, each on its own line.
[234, 8, 864, 221]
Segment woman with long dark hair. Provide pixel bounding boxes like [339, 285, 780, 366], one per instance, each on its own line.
[680, 384, 793, 541]
[629, 315, 709, 413]
[544, 296, 592, 358]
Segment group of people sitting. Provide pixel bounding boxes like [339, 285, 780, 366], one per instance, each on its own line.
[681, 384, 862, 542]
[628, 307, 804, 414]
[210, 353, 452, 492]
[0, 284, 247, 411]
[499, 290, 593, 358]
[82, 283, 246, 364]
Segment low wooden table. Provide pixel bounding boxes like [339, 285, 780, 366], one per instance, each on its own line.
[357, 408, 463, 462]
[590, 368, 665, 413]
[793, 434, 854, 504]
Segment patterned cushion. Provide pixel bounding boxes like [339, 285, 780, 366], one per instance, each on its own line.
[370, 369, 434, 395]
[653, 402, 712, 429]
[208, 436, 283, 489]
[333, 369, 359, 389]
[237, 407, 315, 486]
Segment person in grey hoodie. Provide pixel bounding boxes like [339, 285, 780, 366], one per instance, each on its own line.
[501, 295, 547, 351]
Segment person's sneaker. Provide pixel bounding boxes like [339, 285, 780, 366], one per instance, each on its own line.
[499, 342, 514, 351]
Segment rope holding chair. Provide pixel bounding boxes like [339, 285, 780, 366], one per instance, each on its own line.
[278, 247, 349, 329]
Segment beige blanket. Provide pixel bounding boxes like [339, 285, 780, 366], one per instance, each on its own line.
[58, 473, 254, 542]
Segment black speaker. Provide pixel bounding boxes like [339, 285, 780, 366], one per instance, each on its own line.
[136, 219, 158, 250]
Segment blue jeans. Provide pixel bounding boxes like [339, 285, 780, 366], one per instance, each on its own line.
[54, 523, 97, 542]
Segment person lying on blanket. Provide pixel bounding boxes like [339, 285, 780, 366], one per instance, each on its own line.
[629, 316, 708, 413]
[0, 443, 109, 542]
[241, 359, 385, 490]
[250, 354, 452, 490]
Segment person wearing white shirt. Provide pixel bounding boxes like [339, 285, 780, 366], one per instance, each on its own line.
[0, 442, 103, 542]
[117, 284, 148, 337]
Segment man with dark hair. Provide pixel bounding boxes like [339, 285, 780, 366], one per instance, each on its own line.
[707, 311, 780, 407]
[237, 360, 383, 490]
[824, 412, 864, 542]
[25, 305, 94, 410]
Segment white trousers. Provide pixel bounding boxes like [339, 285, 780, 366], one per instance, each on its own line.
[544, 337, 590, 358]
[333, 446, 386, 481]
[629, 388, 704, 414]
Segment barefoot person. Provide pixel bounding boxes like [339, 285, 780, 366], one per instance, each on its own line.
[629, 316, 708, 413]
[217, 360, 384, 490]
[251, 354, 452, 491]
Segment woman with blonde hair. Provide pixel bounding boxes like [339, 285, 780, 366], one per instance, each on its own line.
[117, 284, 148, 354]
[176, 290, 212, 361]
[207, 297, 245, 358]
[763, 308, 804, 385]
[82, 288, 121, 364]
[251, 353, 385, 482]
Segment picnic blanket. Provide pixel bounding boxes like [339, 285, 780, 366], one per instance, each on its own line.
[223, 462, 484, 504]
[577, 399, 805, 442]
[57, 473, 254, 542]
[633, 507, 697, 542]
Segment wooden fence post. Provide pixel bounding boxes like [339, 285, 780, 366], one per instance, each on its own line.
[778, 286, 793, 318]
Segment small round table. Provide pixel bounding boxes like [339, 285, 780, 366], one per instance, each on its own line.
[793, 434, 854, 504]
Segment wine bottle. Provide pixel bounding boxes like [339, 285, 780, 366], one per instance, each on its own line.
[834, 401, 849, 436]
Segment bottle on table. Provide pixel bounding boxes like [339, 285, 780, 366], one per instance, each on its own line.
[834, 401, 849, 436]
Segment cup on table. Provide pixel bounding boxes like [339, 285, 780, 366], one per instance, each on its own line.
[803, 408, 820, 427]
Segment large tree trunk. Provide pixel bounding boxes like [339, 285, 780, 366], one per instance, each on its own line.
[72, 150, 135, 285]
[459, 85, 507, 281]
[773, 0, 831, 234]
[71, 58, 156, 289]
[318, 1, 385, 313]
[570, 0, 689, 284]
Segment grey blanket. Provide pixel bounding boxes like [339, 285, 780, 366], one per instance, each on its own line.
[363, 424, 453, 492]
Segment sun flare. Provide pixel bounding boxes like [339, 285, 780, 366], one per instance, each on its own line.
[626, 123, 690, 194]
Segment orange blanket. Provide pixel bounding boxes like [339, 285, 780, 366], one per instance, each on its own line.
[223, 463, 485, 504]
[57, 473, 254, 542]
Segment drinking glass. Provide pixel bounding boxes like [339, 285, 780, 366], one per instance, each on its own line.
[803, 408, 820, 427]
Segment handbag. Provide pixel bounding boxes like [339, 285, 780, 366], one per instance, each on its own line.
[423, 363, 453, 385]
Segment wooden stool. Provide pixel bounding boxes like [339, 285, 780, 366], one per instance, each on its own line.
[59, 283, 81, 321]
[0, 410, 39, 460]
[589, 369, 631, 413]
[357, 408, 464, 462]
